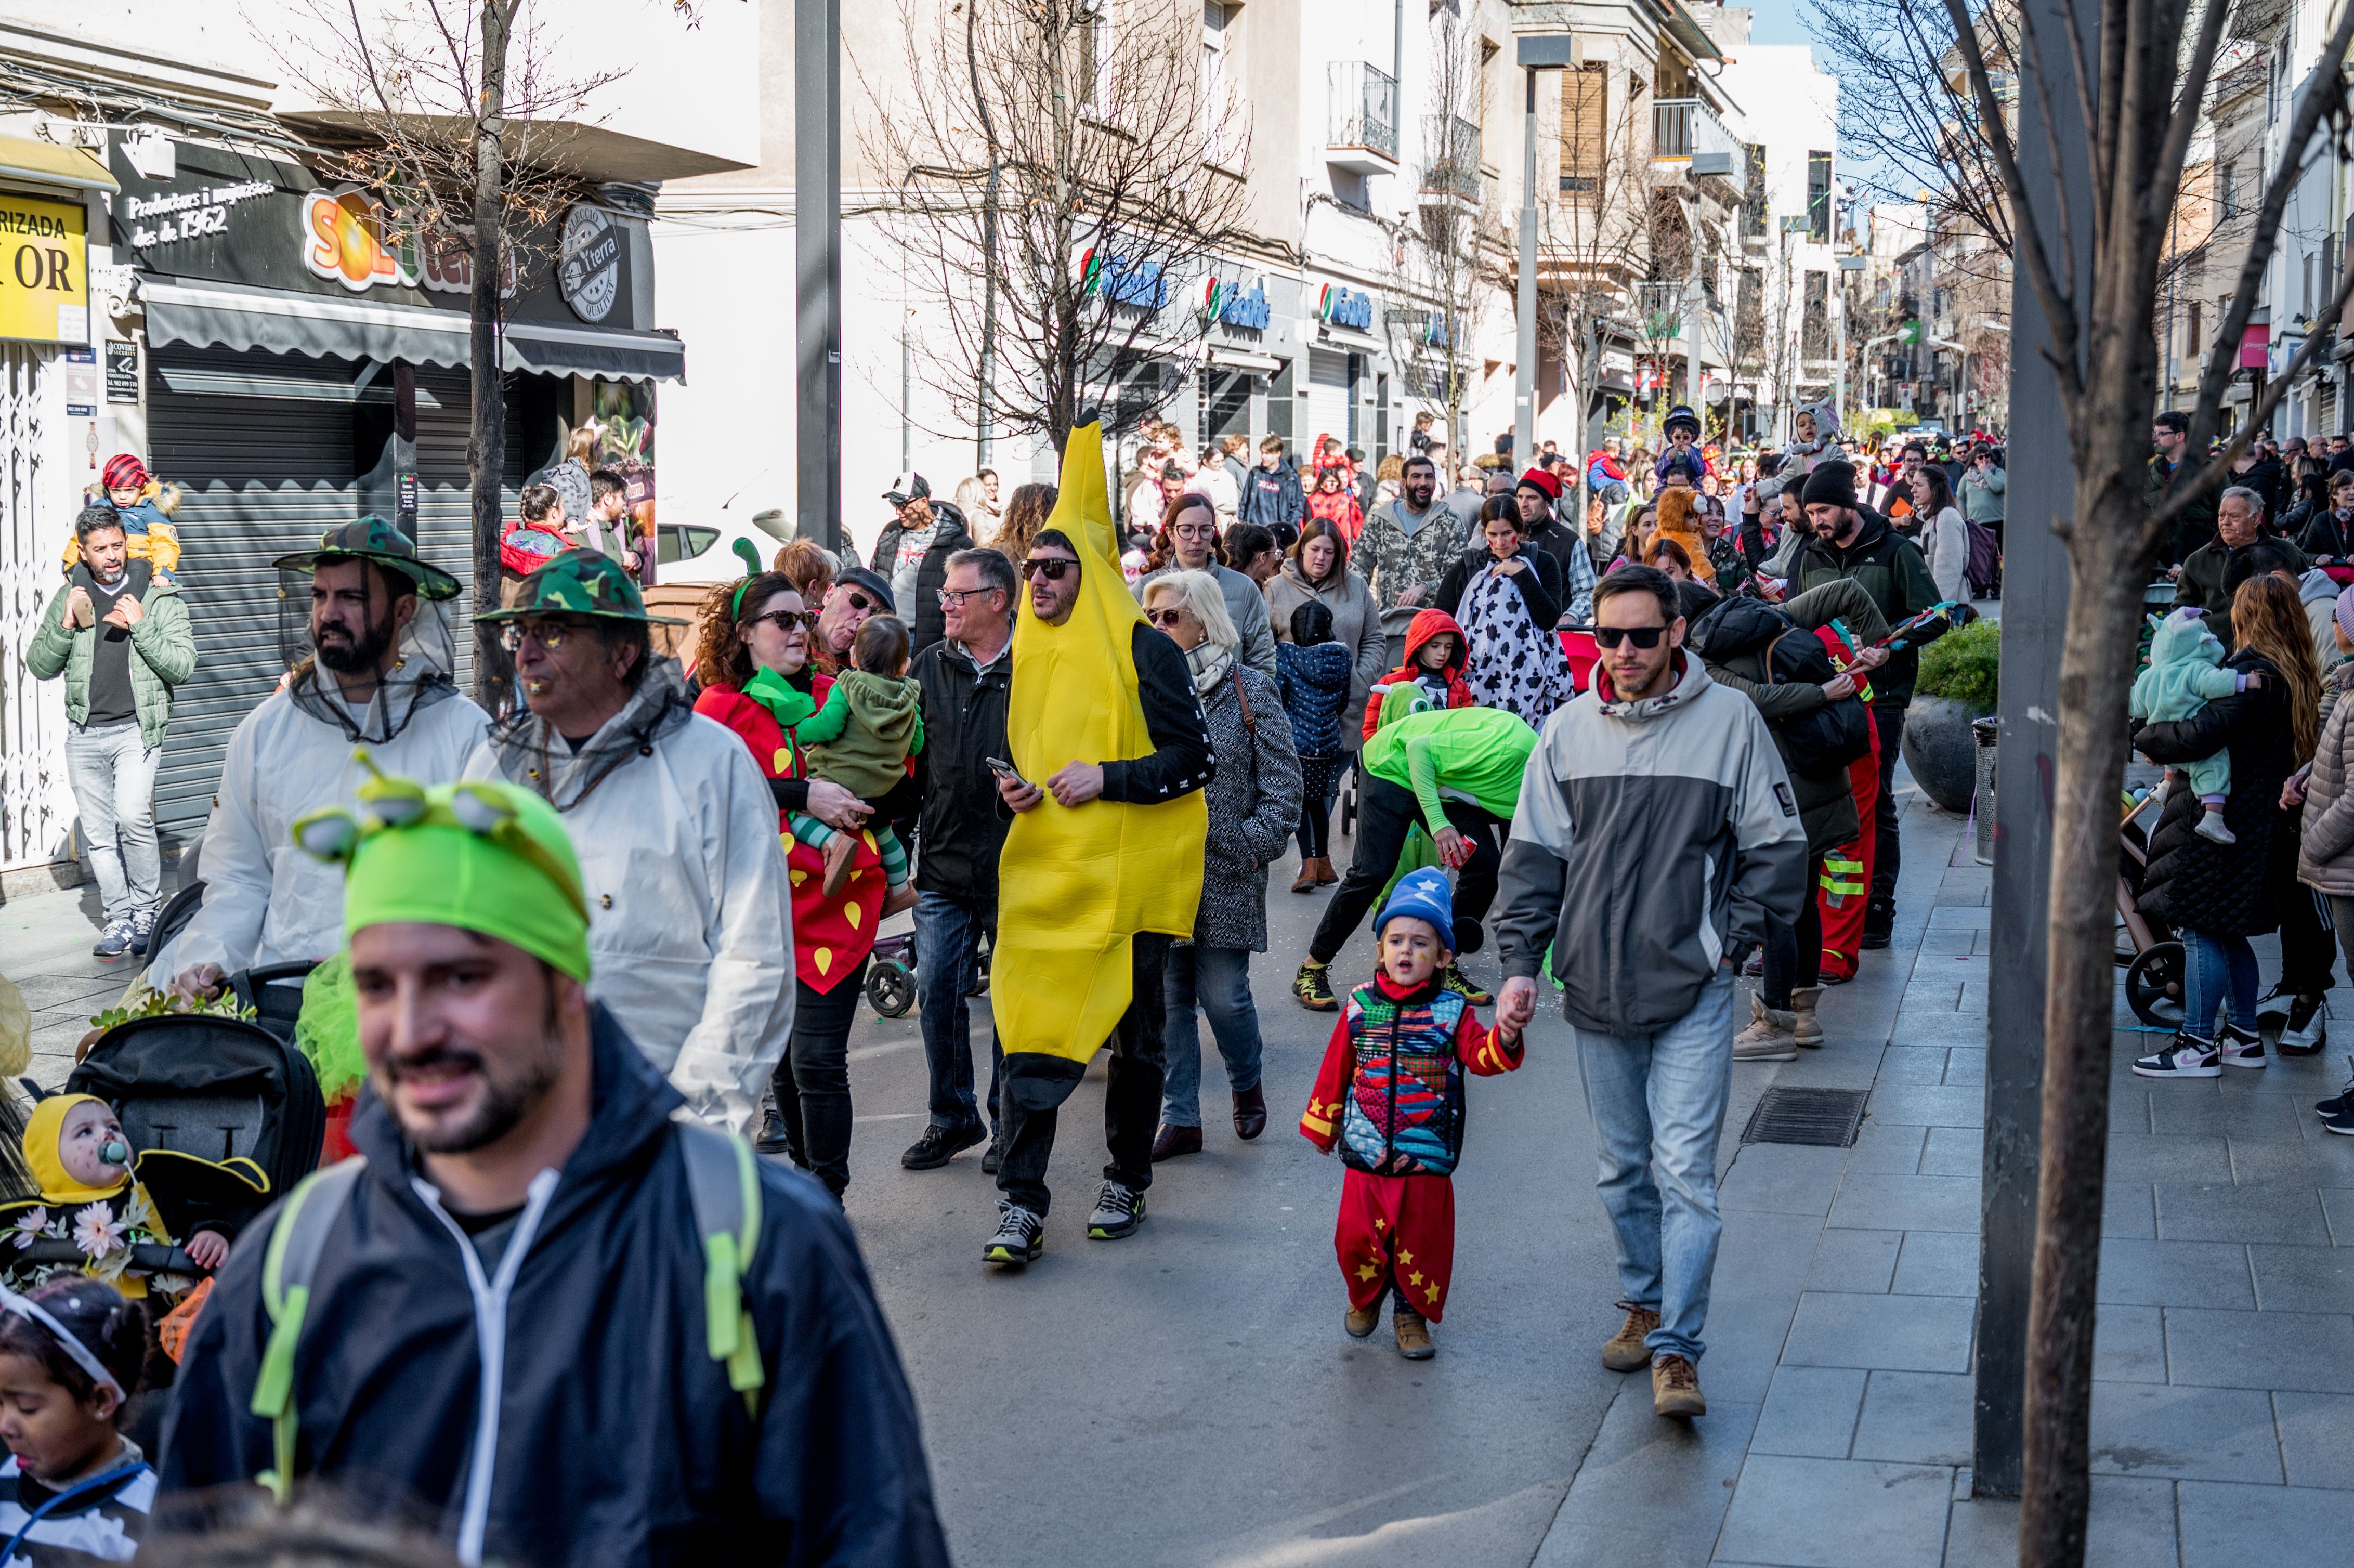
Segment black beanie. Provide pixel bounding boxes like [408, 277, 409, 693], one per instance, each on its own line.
[1799, 461, 1860, 512]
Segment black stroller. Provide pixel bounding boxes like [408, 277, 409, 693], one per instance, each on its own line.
[2117, 786, 2183, 1026]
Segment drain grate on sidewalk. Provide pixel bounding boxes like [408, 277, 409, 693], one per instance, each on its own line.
[1741, 1087, 1869, 1147]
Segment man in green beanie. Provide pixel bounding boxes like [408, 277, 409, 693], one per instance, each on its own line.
[159, 770, 950, 1567]
[161, 517, 487, 998]
[465, 549, 792, 1135]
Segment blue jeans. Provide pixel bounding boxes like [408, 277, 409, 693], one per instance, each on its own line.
[914, 890, 1000, 1133]
[2182, 926, 2259, 1040]
[1573, 969, 1737, 1365]
[1159, 944, 1265, 1128]
[63, 722, 162, 925]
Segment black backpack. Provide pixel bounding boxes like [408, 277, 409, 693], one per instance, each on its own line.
[1689, 597, 1872, 781]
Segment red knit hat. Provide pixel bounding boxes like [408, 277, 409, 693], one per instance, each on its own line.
[102, 454, 150, 492]
[1515, 465, 1562, 501]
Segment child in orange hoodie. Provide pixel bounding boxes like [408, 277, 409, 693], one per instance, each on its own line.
[1359, 607, 1476, 741]
[1301, 869, 1523, 1358]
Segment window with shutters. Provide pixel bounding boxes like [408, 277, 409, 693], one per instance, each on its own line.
[1558, 66, 1606, 201]
[1802, 271, 1829, 359]
[1806, 151, 1832, 241]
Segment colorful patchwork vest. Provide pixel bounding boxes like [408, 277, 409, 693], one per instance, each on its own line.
[1340, 984, 1470, 1177]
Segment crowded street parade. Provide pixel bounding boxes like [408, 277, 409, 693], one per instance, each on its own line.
[3, 0, 2353, 1564]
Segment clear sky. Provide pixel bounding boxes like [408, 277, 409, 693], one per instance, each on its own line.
[1740, 1, 1824, 69]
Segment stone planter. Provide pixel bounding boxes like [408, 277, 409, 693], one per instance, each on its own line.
[1901, 695, 1985, 814]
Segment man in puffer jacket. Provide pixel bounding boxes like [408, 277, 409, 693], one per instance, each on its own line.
[1685, 582, 1891, 1059]
[870, 476, 976, 658]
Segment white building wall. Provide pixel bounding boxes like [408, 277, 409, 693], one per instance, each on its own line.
[1716, 42, 1839, 436]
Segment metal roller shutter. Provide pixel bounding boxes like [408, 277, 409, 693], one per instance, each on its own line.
[147, 349, 517, 845]
[1306, 349, 1349, 454]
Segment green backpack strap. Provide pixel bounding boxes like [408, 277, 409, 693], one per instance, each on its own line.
[671, 1115, 765, 1415]
[250, 1156, 369, 1504]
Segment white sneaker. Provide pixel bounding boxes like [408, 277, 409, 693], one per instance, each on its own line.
[2214, 1021, 2267, 1069]
[2194, 812, 2237, 844]
[2132, 1031, 2220, 1079]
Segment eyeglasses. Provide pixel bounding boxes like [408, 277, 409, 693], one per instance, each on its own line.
[1144, 607, 1189, 628]
[937, 588, 998, 609]
[843, 592, 879, 614]
[749, 609, 818, 632]
[1020, 557, 1077, 581]
[1592, 625, 1668, 649]
[499, 621, 585, 652]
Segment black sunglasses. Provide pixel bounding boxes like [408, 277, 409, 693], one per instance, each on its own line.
[1592, 625, 1668, 649]
[1021, 558, 1077, 581]
[844, 592, 879, 613]
[749, 609, 818, 631]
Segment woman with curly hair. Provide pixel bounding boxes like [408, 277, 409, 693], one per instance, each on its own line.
[692, 570, 891, 1194]
[991, 481, 1057, 561]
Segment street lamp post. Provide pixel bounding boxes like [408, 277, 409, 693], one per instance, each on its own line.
[1515, 35, 1577, 464]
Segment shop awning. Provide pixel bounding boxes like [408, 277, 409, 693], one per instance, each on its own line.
[139, 276, 685, 382]
[0, 135, 116, 194]
[1207, 346, 1281, 372]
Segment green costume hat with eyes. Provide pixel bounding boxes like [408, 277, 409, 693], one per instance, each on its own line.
[474, 547, 685, 625]
[294, 753, 593, 980]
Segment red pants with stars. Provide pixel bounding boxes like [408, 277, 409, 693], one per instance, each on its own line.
[1334, 1168, 1458, 1322]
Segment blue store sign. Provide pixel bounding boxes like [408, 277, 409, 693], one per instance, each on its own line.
[1318, 284, 1373, 331]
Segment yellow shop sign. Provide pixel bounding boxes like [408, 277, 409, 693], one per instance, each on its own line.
[0, 193, 88, 345]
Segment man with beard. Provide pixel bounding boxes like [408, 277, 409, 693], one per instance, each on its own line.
[464, 551, 792, 1135]
[1355, 453, 1468, 610]
[159, 772, 949, 1567]
[164, 518, 487, 996]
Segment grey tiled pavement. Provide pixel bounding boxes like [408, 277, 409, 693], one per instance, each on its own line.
[1533, 797, 2354, 1567]
[0, 877, 142, 1090]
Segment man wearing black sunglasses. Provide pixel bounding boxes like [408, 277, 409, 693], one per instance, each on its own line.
[1493, 565, 1806, 1420]
[811, 567, 897, 679]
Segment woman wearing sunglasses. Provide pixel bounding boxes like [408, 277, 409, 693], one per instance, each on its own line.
[692, 571, 888, 1197]
[1136, 571, 1302, 1160]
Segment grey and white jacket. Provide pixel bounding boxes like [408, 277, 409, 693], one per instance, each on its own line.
[1494, 654, 1809, 1035]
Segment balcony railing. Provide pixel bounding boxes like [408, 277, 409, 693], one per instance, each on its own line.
[1653, 97, 1738, 175]
[1328, 61, 1398, 166]
[1419, 114, 1483, 205]
[1636, 280, 1685, 341]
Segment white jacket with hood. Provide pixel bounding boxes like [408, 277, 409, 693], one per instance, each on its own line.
[463, 658, 793, 1135]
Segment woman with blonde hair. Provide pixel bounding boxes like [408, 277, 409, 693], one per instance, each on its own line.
[2130, 573, 2317, 1079]
[1139, 569, 1301, 1157]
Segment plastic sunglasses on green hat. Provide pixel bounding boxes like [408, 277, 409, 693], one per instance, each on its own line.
[294, 752, 593, 980]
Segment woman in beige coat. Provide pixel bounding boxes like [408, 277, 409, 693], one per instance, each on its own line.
[1263, 518, 1386, 750]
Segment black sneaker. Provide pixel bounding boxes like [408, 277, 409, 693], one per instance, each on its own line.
[1441, 962, 1493, 1006]
[2314, 1059, 2354, 1120]
[981, 1138, 1002, 1175]
[901, 1121, 986, 1171]
[2326, 1107, 2354, 1137]
[2278, 995, 2329, 1055]
[91, 919, 133, 961]
[2132, 1030, 2220, 1079]
[983, 1200, 1043, 1266]
[1861, 903, 1894, 951]
[1086, 1180, 1146, 1240]
[1293, 962, 1338, 1012]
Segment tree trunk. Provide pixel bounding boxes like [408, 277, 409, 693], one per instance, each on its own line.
[2018, 467, 2150, 1567]
[468, 0, 514, 714]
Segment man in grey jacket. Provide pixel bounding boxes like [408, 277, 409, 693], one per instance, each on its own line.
[1494, 565, 1807, 1421]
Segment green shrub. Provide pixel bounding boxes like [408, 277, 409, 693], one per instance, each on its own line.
[1915, 618, 2000, 713]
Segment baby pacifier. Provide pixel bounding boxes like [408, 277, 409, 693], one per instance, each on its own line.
[98, 1140, 129, 1168]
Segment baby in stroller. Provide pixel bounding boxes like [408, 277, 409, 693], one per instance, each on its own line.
[0, 1094, 267, 1300]
[2131, 608, 2264, 845]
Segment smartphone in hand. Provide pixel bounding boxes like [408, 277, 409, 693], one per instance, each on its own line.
[986, 756, 1030, 791]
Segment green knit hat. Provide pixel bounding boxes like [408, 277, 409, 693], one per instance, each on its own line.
[293, 752, 592, 980]
[474, 547, 684, 625]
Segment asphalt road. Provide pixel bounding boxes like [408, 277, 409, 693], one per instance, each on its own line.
[835, 852, 1634, 1568]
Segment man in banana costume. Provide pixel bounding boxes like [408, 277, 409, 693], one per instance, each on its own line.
[984, 424, 1212, 1265]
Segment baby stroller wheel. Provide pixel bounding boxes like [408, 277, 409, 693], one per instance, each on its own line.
[867, 959, 917, 1018]
[2125, 941, 2185, 1028]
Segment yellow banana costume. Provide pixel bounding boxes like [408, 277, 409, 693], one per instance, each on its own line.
[992, 423, 1207, 1062]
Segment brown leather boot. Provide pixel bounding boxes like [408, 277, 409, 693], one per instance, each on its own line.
[1232, 1086, 1267, 1140]
[1150, 1123, 1202, 1161]
[1291, 861, 1318, 893]
[1314, 856, 1340, 885]
[1393, 1305, 1435, 1358]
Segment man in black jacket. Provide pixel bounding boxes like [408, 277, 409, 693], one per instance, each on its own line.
[1791, 461, 1944, 950]
[987, 528, 1212, 1263]
[870, 473, 975, 658]
[162, 776, 946, 1567]
[901, 547, 1018, 1173]
[2173, 486, 2309, 647]
[2148, 411, 2219, 565]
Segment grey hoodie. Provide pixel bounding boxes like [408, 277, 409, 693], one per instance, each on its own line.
[1494, 652, 1807, 1035]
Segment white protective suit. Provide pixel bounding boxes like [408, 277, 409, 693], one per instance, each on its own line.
[157, 690, 490, 978]
[463, 687, 794, 1135]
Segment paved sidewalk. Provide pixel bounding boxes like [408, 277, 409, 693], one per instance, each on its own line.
[1535, 803, 2354, 1568]
[0, 878, 139, 1090]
